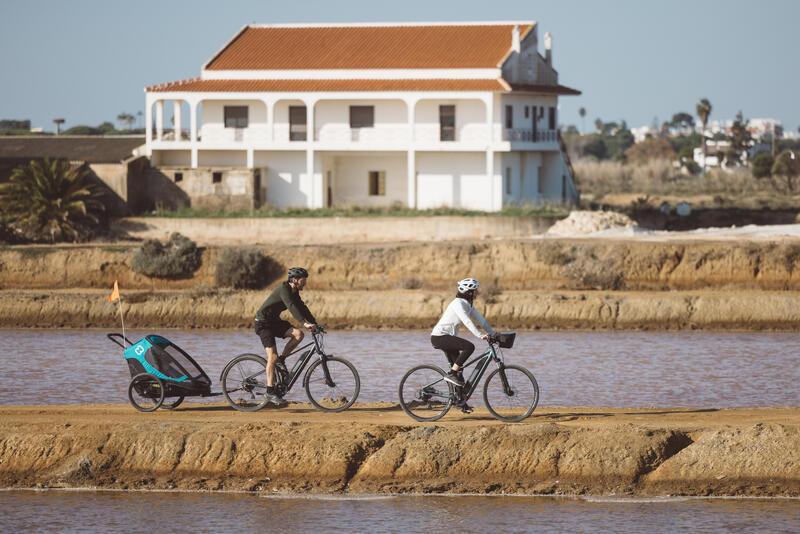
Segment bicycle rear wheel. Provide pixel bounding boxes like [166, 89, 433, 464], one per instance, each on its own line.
[398, 364, 453, 422]
[221, 354, 270, 412]
[304, 357, 360, 412]
[128, 373, 165, 412]
[483, 364, 539, 422]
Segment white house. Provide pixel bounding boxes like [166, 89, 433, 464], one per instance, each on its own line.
[144, 22, 581, 211]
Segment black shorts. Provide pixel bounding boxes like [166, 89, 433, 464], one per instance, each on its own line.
[255, 319, 293, 348]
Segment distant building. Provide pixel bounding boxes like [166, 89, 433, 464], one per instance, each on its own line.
[144, 21, 581, 211]
[0, 136, 157, 215]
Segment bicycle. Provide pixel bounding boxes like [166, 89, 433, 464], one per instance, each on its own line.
[220, 326, 360, 412]
[398, 332, 539, 422]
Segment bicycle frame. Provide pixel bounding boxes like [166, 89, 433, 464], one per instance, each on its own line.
[446, 341, 504, 402]
[274, 329, 335, 393]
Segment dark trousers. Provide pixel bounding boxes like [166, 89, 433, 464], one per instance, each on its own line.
[431, 335, 475, 368]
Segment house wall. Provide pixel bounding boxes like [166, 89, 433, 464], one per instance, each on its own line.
[499, 94, 559, 132]
[414, 99, 487, 144]
[416, 151, 489, 210]
[200, 100, 268, 143]
[540, 151, 568, 203]
[198, 150, 247, 167]
[326, 153, 407, 206]
[316, 100, 409, 145]
[149, 167, 258, 211]
[253, 150, 309, 208]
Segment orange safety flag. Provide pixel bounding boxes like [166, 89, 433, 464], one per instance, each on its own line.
[108, 280, 120, 303]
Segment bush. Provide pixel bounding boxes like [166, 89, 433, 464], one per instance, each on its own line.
[772, 150, 800, 177]
[130, 232, 201, 278]
[751, 152, 774, 178]
[214, 247, 279, 289]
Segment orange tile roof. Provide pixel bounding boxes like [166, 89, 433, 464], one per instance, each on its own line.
[205, 24, 533, 70]
[147, 78, 511, 92]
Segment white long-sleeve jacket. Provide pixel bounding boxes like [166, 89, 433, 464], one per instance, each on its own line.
[431, 298, 496, 338]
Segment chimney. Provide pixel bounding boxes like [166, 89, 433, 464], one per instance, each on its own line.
[544, 32, 552, 65]
[511, 25, 521, 53]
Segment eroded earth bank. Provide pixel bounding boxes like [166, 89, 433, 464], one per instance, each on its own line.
[4, 238, 800, 330]
[1, 405, 798, 497]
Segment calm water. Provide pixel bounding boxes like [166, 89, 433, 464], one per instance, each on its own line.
[0, 490, 798, 533]
[0, 328, 798, 407]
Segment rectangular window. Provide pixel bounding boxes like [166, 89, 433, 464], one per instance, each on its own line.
[349, 106, 374, 128]
[524, 106, 529, 118]
[174, 172, 183, 183]
[439, 105, 455, 141]
[368, 171, 386, 196]
[505, 167, 512, 195]
[505, 105, 513, 129]
[548, 107, 556, 130]
[212, 171, 222, 183]
[289, 106, 307, 141]
[224, 106, 248, 128]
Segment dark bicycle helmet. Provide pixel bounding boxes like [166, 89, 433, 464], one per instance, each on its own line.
[288, 267, 309, 280]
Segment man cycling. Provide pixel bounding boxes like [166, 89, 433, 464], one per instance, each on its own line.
[254, 267, 318, 404]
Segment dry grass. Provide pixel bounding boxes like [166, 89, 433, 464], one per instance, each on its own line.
[574, 159, 800, 208]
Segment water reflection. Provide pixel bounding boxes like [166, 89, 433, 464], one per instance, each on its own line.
[0, 329, 798, 407]
[0, 490, 798, 533]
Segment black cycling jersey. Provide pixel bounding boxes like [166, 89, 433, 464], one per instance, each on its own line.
[255, 281, 316, 325]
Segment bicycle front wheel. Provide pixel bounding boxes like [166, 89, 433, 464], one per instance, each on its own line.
[304, 357, 360, 412]
[398, 364, 453, 422]
[221, 353, 270, 412]
[483, 364, 539, 422]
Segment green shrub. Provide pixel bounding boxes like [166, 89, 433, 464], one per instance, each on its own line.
[214, 247, 279, 289]
[130, 232, 201, 278]
[751, 152, 774, 179]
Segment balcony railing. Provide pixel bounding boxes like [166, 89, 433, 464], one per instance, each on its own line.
[502, 129, 558, 142]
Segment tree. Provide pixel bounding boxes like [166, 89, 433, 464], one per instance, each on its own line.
[578, 107, 586, 134]
[751, 152, 774, 178]
[728, 111, 752, 166]
[671, 112, 694, 130]
[117, 112, 135, 130]
[772, 150, 800, 177]
[0, 158, 105, 242]
[594, 118, 603, 134]
[695, 98, 712, 171]
[583, 136, 608, 160]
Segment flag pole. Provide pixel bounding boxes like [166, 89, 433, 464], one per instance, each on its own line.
[118, 296, 126, 346]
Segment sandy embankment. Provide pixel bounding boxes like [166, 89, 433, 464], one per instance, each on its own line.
[1, 404, 798, 497]
[3, 239, 800, 329]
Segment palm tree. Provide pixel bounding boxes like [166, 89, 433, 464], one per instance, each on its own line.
[578, 107, 586, 135]
[0, 158, 105, 242]
[696, 98, 712, 172]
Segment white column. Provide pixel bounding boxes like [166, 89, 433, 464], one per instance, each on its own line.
[191, 148, 198, 168]
[156, 100, 164, 141]
[407, 150, 416, 209]
[305, 98, 320, 207]
[247, 148, 254, 169]
[484, 94, 494, 147]
[145, 96, 153, 154]
[264, 99, 274, 143]
[189, 100, 197, 142]
[405, 96, 419, 145]
[173, 99, 182, 142]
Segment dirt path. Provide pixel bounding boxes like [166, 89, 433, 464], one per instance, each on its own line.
[2, 404, 798, 497]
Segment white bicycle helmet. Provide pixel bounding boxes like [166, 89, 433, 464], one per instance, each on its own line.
[457, 278, 480, 293]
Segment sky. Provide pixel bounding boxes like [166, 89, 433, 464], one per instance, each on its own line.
[1, 0, 797, 133]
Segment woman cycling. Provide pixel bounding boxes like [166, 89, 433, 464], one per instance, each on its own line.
[431, 277, 496, 412]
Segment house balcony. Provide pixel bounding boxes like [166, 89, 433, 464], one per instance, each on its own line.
[149, 124, 564, 152]
[502, 128, 559, 149]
